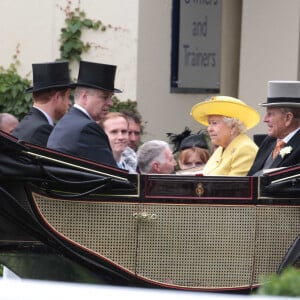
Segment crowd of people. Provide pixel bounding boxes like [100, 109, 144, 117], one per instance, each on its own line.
[1, 59, 299, 176]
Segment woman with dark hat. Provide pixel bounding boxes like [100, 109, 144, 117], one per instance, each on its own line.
[191, 96, 260, 176]
[167, 127, 211, 173]
[12, 61, 73, 146]
[177, 132, 211, 172]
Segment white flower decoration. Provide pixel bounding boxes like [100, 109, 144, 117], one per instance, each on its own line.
[279, 146, 293, 158]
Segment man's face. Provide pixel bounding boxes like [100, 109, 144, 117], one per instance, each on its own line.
[263, 107, 291, 138]
[55, 88, 72, 121]
[155, 148, 177, 174]
[128, 119, 141, 151]
[1, 116, 19, 134]
[103, 116, 129, 158]
[85, 90, 114, 122]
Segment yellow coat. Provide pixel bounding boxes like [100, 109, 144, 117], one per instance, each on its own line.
[202, 133, 258, 176]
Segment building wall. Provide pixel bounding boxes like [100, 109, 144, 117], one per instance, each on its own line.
[239, 0, 300, 137]
[137, 0, 300, 141]
[0, 0, 138, 101]
[0, 0, 300, 142]
[137, 0, 243, 141]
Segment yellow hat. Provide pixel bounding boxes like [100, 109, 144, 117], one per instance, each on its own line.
[190, 96, 260, 130]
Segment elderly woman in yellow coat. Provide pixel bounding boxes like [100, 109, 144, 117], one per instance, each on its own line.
[190, 96, 260, 176]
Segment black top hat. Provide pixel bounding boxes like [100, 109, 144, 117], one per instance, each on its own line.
[179, 133, 209, 151]
[26, 61, 73, 93]
[73, 61, 122, 93]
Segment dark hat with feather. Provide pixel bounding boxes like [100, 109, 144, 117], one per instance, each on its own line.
[167, 127, 209, 153]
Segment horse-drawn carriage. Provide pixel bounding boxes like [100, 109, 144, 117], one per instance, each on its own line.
[0, 131, 299, 293]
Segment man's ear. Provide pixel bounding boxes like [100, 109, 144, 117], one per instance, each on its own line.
[51, 91, 62, 105]
[152, 161, 160, 173]
[285, 112, 294, 126]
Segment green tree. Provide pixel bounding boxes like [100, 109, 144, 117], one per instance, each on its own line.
[0, 46, 32, 120]
[256, 266, 300, 296]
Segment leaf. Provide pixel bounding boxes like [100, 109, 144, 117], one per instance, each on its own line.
[82, 19, 93, 28]
[256, 267, 300, 296]
[70, 22, 81, 33]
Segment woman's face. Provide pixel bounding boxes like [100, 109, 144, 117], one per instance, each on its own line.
[178, 149, 206, 170]
[207, 115, 232, 148]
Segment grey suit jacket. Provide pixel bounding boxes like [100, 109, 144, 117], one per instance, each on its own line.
[47, 107, 117, 167]
[12, 107, 52, 146]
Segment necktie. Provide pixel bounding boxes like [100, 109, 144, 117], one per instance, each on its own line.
[272, 139, 285, 159]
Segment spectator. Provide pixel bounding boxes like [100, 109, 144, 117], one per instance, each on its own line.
[120, 110, 143, 152]
[102, 112, 137, 173]
[120, 146, 138, 173]
[248, 81, 300, 176]
[177, 132, 211, 171]
[12, 61, 72, 146]
[190, 96, 260, 176]
[137, 140, 177, 174]
[0, 113, 19, 134]
[47, 61, 120, 167]
[167, 128, 211, 173]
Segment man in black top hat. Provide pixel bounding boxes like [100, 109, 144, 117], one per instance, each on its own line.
[12, 61, 73, 146]
[248, 81, 300, 176]
[47, 61, 120, 167]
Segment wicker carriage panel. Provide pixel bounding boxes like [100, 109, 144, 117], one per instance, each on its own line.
[33, 193, 138, 272]
[136, 205, 300, 288]
[32, 192, 300, 290]
[136, 205, 256, 288]
[253, 206, 300, 282]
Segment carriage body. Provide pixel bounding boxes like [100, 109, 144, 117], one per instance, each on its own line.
[0, 131, 299, 292]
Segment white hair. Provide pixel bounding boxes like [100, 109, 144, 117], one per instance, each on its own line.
[222, 116, 246, 133]
[137, 140, 170, 174]
[74, 86, 97, 102]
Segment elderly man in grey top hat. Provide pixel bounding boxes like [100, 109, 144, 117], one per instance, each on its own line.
[248, 81, 300, 176]
[47, 60, 120, 167]
[12, 61, 73, 146]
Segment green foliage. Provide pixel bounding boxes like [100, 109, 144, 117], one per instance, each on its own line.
[110, 96, 139, 114]
[256, 266, 300, 296]
[0, 0, 141, 123]
[58, 1, 106, 63]
[110, 96, 146, 135]
[0, 48, 32, 120]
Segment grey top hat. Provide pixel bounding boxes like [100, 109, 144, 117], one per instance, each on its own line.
[260, 81, 300, 107]
[26, 61, 73, 93]
[73, 60, 122, 93]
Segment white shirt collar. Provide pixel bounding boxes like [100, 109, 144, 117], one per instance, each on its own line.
[282, 127, 300, 144]
[33, 106, 54, 126]
[73, 103, 93, 120]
